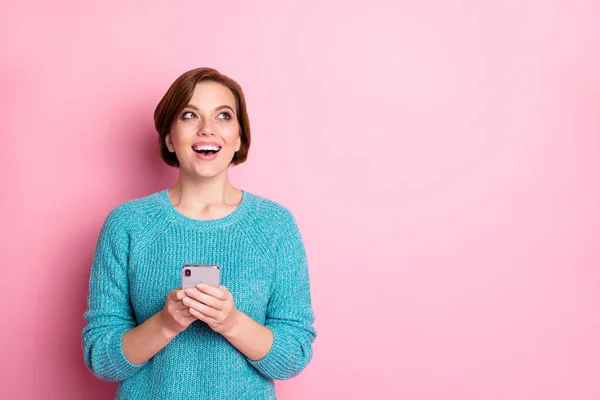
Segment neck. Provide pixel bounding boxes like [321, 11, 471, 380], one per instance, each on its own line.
[170, 168, 240, 206]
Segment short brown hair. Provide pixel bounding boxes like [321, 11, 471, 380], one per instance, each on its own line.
[154, 67, 251, 167]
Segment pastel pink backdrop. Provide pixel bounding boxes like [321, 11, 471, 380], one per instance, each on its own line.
[1, 1, 599, 399]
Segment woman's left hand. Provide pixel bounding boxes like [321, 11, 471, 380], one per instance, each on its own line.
[182, 284, 240, 336]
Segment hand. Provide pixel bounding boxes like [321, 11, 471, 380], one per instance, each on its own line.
[182, 284, 240, 336]
[159, 288, 196, 339]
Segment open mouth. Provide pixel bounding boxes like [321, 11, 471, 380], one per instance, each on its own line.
[192, 144, 222, 157]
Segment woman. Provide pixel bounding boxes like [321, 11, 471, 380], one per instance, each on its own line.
[82, 67, 317, 399]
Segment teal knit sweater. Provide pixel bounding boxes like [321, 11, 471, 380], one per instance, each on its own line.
[82, 189, 317, 399]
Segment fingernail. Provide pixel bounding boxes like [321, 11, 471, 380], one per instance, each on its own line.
[182, 297, 189, 304]
[186, 288, 194, 295]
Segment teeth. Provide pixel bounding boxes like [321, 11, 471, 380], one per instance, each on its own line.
[194, 145, 221, 151]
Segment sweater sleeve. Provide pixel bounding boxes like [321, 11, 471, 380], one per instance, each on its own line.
[248, 210, 317, 380]
[82, 207, 146, 382]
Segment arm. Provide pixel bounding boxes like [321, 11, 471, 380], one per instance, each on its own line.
[182, 284, 275, 361]
[82, 209, 195, 380]
[222, 312, 274, 362]
[246, 211, 317, 380]
[82, 208, 146, 381]
[122, 288, 192, 364]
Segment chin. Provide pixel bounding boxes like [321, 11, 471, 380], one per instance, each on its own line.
[189, 166, 228, 179]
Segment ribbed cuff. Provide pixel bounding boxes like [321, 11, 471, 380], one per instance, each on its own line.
[103, 329, 146, 381]
[247, 327, 302, 380]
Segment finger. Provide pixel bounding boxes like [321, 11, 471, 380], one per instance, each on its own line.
[197, 283, 228, 301]
[181, 314, 196, 325]
[183, 296, 219, 319]
[185, 288, 224, 310]
[171, 289, 185, 301]
[183, 296, 219, 318]
[174, 300, 190, 310]
[189, 307, 217, 324]
[180, 307, 193, 317]
[218, 285, 229, 293]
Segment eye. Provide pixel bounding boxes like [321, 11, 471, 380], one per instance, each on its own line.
[181, 111, 196, 120]
[217, 112, 232, 120]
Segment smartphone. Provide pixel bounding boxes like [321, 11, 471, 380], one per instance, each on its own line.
[182, 264, 221, 289]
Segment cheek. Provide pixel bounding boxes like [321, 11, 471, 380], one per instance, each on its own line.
[221, 126, 240, 147]
[170, 127, 192, 147]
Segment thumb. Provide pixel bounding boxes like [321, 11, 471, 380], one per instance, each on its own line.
[171, 288, 184, 301]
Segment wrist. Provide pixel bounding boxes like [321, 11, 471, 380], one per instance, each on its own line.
[222, 309, 244, 340]
[157, 311, 178, 340]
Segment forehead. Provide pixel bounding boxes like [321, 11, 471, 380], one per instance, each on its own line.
[188, 81, 236, 109]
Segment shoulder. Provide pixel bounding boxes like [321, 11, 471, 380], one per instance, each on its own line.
[245, 191, 298, 227]
[102, 190, 165, 234]
[244, 192, 307, 263]
[243, 191, 303, 243]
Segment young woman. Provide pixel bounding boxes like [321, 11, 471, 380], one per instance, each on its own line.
[82, 67, 317, 399]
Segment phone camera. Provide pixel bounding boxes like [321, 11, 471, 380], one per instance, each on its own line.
[185, 269, 191, 277]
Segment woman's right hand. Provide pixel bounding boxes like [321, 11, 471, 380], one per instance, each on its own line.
[159, 288, 196, 339]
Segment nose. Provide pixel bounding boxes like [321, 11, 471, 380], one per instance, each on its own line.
[197, 119, 215, 136]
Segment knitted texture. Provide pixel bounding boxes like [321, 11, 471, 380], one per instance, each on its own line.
[82, 189, 317, 399]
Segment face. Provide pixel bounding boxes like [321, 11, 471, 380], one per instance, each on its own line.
[165, 81, 241, 179]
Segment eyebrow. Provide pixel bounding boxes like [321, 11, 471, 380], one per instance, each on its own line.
[184, 104, 235, 114]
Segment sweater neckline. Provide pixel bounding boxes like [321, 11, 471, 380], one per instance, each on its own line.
[157, 189, 253, 230]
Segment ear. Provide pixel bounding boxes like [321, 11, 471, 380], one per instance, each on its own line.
[235, 135, 241, 152]
[165, 134, 175, 152]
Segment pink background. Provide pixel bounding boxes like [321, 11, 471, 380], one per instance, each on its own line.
[1, 1, 599, 399]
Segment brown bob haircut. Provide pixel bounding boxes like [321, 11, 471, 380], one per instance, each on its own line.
[154, 67, 251, 167]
